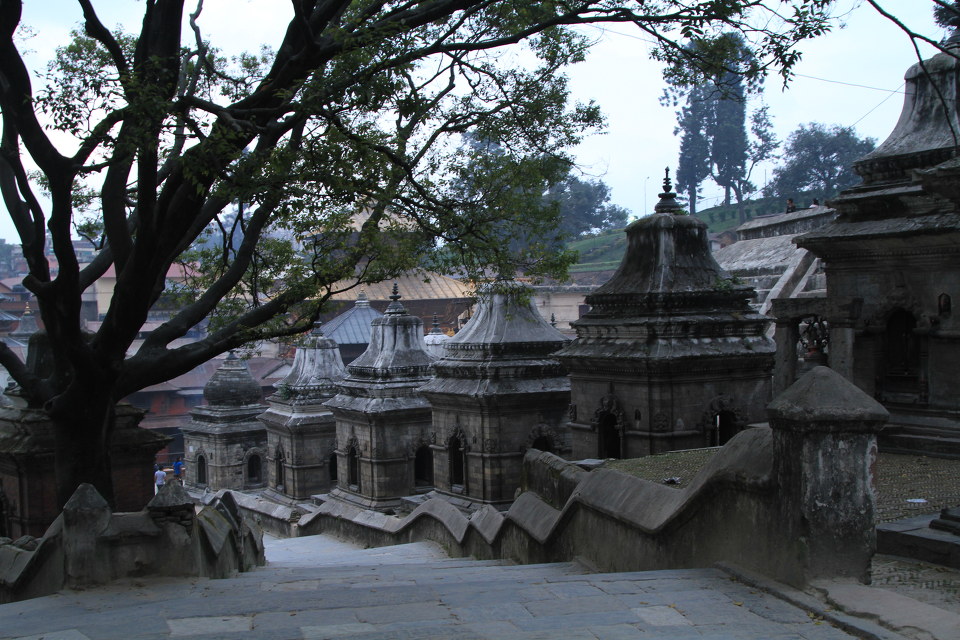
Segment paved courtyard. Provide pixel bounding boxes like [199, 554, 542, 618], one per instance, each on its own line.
[2, 534, 873, 640]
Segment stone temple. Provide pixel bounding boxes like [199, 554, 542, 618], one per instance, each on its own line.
[420, 279, 570, 510]
[557, 174, 775, 458]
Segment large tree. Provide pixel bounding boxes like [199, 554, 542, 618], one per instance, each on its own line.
[547, 175, 629, 237]
[765, 123, 876, 202]
[673, 85, 712, 216]
[0, 0, 835, 508]
[665, 32, 778, 222]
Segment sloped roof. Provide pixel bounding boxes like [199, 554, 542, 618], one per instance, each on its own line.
[714, 234, 805, 276]
[323, 294, 383, 346]
[328, 272, 472, 302]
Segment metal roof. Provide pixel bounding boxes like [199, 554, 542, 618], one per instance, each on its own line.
[322, 293, 383, 346]
[328, 272, 472, 302]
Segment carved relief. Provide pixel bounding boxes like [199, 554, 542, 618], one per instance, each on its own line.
[525, 422, 561, 453]
[652, 412, 670, 432]
[591, 390, 626, 433]
[482, 438, 500, 453]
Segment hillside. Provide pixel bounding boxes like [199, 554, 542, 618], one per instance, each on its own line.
[566, 228, 627, 273]
[565, 196, 804, 275]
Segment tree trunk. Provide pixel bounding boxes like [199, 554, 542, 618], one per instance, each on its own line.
[734, 184, 746, 224]
[687, 186, 698, 216]
[52, 391, 117, 509]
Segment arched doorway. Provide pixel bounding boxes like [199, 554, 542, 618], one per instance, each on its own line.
[329, 451, 338, 484]
[883, 308, 921, 395]
[414, 445, 433, 488]
[247, 454, 262, 486]
[196, 454, 207, 485]
[714, 410, 738, 446]
[598, 413, 621, 459]
[448, 435, 465, 489]
[348, 445, 361, 490]
[275, 448, 286, 490]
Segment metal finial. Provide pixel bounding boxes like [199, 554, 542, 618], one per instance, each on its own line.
[550, 313, 557, 327]
[311, 320, 324, 336]
[654, 165, 683, 215]
[429, 313, 443, 334]
[390, 282, 401, 302]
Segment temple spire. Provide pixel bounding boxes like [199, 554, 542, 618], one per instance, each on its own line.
[654, 166, 683, 215]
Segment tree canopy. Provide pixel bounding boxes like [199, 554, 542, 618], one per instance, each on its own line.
[547, 175, 630, 237]
[764, 123, 876, 203]
[0, 0, 837, 506]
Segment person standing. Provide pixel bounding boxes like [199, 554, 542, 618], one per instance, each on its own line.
[154, 465, 166, 494]
[173, 457, 184, 485]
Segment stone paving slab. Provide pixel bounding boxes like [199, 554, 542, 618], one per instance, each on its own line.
[0, 534, 888, 640]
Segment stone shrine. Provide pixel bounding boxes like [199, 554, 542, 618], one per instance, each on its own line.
[259, 323, 346, 501]
[181, 353, 268, 490]
[796, 37, 960, 456]
[325, 285, 435, 511]
[557, 173, 775, 458]
[420, 280, 570, 509]
[423, 314, 452, 359]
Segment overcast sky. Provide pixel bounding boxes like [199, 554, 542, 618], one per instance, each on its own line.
[10, 0, 943, 243]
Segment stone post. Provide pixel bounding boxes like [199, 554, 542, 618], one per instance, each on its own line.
[772, 318, 799, 396]
[62, 483, 113, 587]
[827, 321, 856, 381]
[768, 366, 889, 586]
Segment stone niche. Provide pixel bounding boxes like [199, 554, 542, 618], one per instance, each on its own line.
[796, 39, 960, 455]
[420, 280, 570, 509]
[259, 323, 345, 501]
[325, 286, 435, 512]
[557, 174, 775, 459]
[181, 354, 268, 491]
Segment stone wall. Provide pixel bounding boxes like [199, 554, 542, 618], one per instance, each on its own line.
[0, 482, 264, 603]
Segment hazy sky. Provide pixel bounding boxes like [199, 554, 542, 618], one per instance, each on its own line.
[9, 0, 942, 243]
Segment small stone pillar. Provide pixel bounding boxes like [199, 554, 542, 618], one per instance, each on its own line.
[768, 366, 889, 586]
[772, 318, 800, 397]
[62, 484, 112, 587]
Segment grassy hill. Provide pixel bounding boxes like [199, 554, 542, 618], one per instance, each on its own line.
[566, 228, 626, 273]
[692, 196, 787, 233]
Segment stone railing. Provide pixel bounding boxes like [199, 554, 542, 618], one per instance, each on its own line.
[1, 482, 264, 603]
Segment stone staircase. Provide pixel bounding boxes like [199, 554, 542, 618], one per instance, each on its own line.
[1, 531, 878, 639]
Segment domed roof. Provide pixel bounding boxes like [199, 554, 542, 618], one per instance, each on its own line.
[203, 352, 263, 406]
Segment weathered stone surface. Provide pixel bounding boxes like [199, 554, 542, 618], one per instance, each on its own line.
[325, 286, 434, 511]
[260, 323, 344, 500]
[1, 484, 264, 603]
[420, 280, 571, 508]
[768, 366, 889, 428]
[0, 402, 168, 538]
[182, 355, 268, 492]
[795, 43, 960, 456]
[769, 367, 888, 585]
[558, 177, 774, 458]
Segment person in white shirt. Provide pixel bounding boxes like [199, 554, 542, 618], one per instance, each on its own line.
[154, 465, 166, 494]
